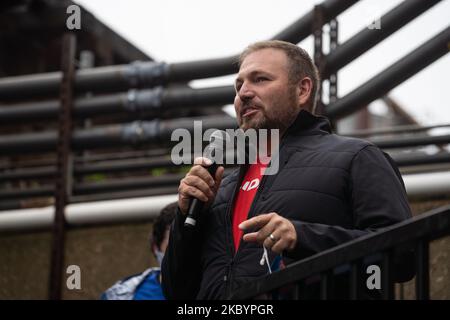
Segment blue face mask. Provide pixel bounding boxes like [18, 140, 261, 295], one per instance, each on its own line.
[155, 249, 164, 267]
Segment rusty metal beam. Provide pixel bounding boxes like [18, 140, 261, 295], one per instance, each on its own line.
[49, 33, 76, 300]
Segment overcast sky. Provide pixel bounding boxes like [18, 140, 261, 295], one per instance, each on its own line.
[75, 0, 449, 126]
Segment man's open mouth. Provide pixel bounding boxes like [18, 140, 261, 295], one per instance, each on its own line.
[242, 107, 260, 118]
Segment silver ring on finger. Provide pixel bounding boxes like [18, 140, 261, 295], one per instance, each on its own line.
[269, 233, 277, 242]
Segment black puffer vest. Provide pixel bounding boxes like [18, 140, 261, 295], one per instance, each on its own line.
[162, 110, 412, 300]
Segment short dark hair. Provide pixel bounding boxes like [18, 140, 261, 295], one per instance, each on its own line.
[151, 202, 177, 249]
[238, 40, 320, 114]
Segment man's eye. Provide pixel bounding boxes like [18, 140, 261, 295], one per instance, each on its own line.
[255, 77, 268, 82]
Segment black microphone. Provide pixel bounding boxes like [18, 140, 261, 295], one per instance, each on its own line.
[184, 130, 229, 228]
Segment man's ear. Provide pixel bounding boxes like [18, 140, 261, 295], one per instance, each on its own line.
[297, 77, 313, 107]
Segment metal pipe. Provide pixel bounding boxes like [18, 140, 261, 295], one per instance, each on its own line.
[69, 187, 179, 204]
[373, 134, 450, 149]
[73, 148, 171, 163]
[275, 0, 357, 42]
[3, 0, 433, 106]
[12, 0, 433, 127]
[326, 27, 450, 119]
[394, 152, 450, 167]
[0, 154, 177, 182]
[4, 26, 447, 125]
[3, 151, 450, 201]
[0, 166, 56, 182]
[7, 13, 447, 125]
[1, 170, 449, 233]
[75, 156, 175, 175]
[166, 0, 359, 83]
[2, 148, 450, 184]
[340, 123, 450, 138]
[0, 194, 178, 233]
[0, 149, 239, 182]
[74, 173, 184, 195]
[1, 124, 447, 156]
[74, 167, 235, 195]
[0, 199, 28, 211]
[322, 0, 442, 78]
[0, 61, 169, 100]
[0, 187, 178, 212]
[0, 115, 238, 155]
[0, 169, 235, 200]
[50, 33, 76, 301]
[0, 186, 54, 200]
[403, 171, 450, 198]
[0, 86, 235, 123]
[2, 0, 435, 120]
[0, 0, 358, 100]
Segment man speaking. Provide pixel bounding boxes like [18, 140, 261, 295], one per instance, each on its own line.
[162, 40, 412, 299]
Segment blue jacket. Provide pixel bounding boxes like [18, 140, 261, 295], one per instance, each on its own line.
[101, 267, 165, 300]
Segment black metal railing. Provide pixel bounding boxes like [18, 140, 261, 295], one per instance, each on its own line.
[229, 205, 450, 300]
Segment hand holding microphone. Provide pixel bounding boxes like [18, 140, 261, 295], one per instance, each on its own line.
[178, 130, 229, 227]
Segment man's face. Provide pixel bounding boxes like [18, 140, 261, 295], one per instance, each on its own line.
[234, 48, 300, 132]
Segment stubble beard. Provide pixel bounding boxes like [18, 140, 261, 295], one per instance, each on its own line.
[239, 89, 299, 134]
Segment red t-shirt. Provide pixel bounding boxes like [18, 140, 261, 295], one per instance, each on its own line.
[232, 159, 270, 253]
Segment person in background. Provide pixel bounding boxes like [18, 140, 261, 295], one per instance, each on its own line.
[101, 202, 177, 300]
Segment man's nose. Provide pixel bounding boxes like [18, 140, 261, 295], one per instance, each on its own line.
[237, 82, 255, 102]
